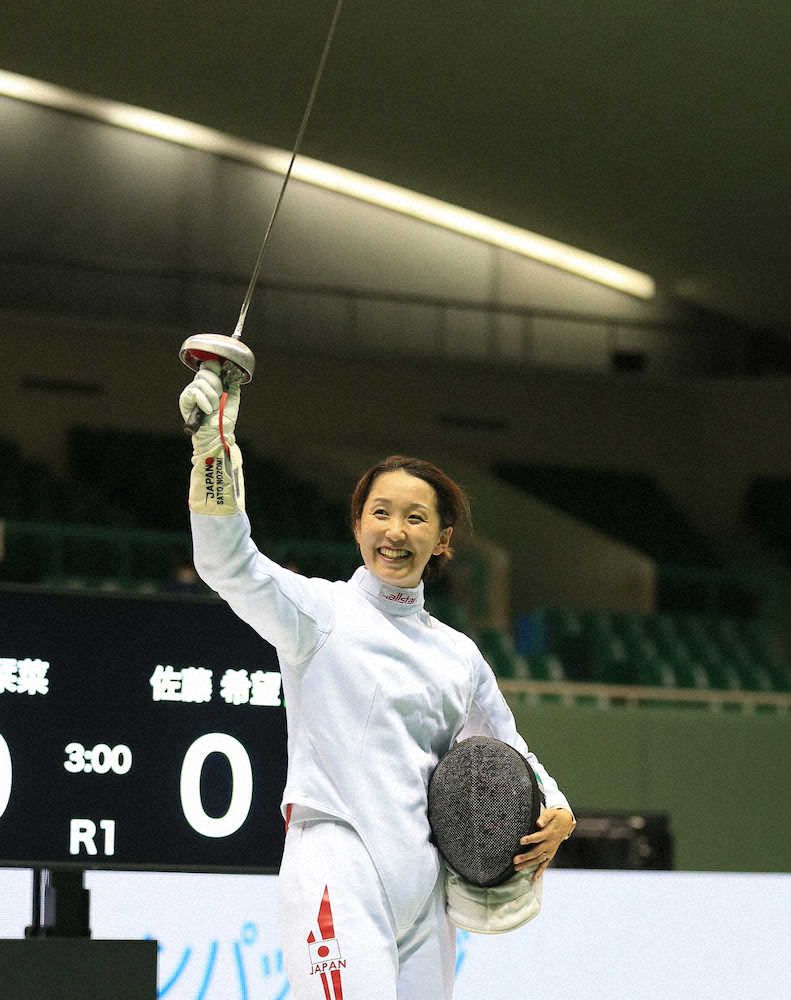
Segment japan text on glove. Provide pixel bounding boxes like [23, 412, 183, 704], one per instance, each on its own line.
[179, 360, 246, 516]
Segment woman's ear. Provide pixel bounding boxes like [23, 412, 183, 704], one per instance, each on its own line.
[433, 525, 453, 556]
[353, 519, 361, 544]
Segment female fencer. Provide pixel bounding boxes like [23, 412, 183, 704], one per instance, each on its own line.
[179, 361, 574, 999]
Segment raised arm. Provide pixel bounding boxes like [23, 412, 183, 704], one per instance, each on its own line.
[179, 362, 334, 664]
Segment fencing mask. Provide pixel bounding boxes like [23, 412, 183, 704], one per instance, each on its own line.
[429, 735, 545, 887]
[428, 735, 546, 933]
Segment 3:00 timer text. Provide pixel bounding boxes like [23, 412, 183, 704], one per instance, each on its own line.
[63, 743, 132, 774]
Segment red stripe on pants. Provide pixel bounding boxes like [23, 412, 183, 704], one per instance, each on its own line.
[319, 971, 332, 1000]
[318, 885, 335, 939]
[318, 887, 343, 999]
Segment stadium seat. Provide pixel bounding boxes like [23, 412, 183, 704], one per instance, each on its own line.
[478, 628, 520, 678]
[515, 606, 789, 694]
[524, 653, 565, 682]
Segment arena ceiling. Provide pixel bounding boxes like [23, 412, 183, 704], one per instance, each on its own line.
[4, 0, 790, 333]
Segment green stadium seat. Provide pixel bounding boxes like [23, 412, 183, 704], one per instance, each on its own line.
[544, 608, 590, 679]
[524, 653, 565, 681]
[601, 656, 640, 686]
[479, 628, 521, 679]
[520, 606, 791, 693]
[429, 597, 472, 634]
[645, 615, 691, 662]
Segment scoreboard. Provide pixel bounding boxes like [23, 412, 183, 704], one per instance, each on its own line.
[0, 586, 287, 872]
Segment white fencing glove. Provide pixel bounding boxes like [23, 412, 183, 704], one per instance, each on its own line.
[179, 360, 245, 515]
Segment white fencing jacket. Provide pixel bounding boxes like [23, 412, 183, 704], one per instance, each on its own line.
[192, 511, 571, 928]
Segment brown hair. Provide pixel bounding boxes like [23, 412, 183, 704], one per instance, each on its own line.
[350, 455, 472, 579]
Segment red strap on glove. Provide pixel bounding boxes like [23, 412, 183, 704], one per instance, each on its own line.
[219, 391, 231, 458]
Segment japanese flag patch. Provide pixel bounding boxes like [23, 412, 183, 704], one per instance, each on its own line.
[309, 937, 342, 965]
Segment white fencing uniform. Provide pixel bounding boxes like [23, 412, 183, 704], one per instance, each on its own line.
[277, 808, 456, 999]
[192, 510, 572, 998]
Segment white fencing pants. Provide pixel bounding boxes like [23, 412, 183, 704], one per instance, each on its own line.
[277, 813, 456, 999]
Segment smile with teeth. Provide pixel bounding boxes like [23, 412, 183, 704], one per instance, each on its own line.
[378, 547, 410, 560]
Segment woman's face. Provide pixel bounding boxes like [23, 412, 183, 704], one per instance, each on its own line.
[354, 469, 452, 589]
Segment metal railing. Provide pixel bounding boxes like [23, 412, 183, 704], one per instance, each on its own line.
[498, 677, 791, 713]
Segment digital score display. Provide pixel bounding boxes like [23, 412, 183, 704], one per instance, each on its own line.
[0, 587, 287, 872]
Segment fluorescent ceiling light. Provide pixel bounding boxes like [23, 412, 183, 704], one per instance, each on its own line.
[287, 158, 655, 298]
[0, 69, 655, 299]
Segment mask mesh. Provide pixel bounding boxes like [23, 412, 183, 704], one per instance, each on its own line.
[428, 736, 543, 887]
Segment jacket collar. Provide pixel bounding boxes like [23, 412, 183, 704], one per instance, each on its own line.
[351, 566, 424, 617]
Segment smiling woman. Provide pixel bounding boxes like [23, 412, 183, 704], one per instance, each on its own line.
[179, 364, 574, 999]
[350, 455, 472, 586]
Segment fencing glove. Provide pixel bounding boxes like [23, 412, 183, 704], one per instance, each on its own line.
[179, 361, 245, 515]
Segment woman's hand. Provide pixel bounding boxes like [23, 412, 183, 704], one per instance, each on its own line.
[514, 807, 575, 882]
